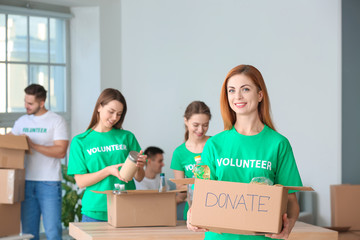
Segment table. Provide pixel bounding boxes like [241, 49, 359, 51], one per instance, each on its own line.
[70, 221, 338, 240]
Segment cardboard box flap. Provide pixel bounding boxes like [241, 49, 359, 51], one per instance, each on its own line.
[283, 186, 314, 191]
[92, 189, 183, 195]
[0, 135, 29, 150]
[169, 178, 195, 185]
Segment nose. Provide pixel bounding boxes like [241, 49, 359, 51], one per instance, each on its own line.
[236, 90, 243, 99]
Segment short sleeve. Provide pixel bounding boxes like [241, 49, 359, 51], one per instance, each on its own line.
[67, 137, 88, 176]
[11, 119, 21, 135]
[53, 116, 69, 141]
[275, 139, 302, 192]
[201, 140, 217, 180]
[128, 132, 141, 152]
[170, 148, 183, 171]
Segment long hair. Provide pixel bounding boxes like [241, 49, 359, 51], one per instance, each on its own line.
[220, 65, 275, 131]
[87, 88, 127, 130]
[184, 101, 212, 141]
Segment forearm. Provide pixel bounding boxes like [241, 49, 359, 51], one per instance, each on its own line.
[286, 193, 300, 230]
[134, 167, 145, 182]
[74, 168, 110, 189]
[31, 143, 68, 158]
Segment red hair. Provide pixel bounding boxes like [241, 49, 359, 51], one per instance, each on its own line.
[220, 65, 276, 131]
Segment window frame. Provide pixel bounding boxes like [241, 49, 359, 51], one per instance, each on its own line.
[0, 4, 71, 129]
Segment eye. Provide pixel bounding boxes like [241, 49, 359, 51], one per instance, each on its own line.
[242, 87, 250, 92]
[228, 89, 235, 93]
[117, 113, 122, 117]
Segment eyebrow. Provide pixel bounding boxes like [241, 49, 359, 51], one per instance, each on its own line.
[227, 84, 252, 88]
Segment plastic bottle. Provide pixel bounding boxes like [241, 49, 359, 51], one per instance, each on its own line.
[193, 155, 210, 180]
[113, 183, 126, 195]
[158, 173, 166, 192]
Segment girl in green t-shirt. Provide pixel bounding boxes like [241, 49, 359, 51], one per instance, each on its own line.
[170, 101, 212, 220]
[67, 88, 147, 222]
[187, 65, 303, 240]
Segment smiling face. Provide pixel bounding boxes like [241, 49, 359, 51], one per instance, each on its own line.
[24, 94, 44, 116]
[227, 74, 263, 117]
[184, 113, 210, 140]
[97, 100, 124, 132]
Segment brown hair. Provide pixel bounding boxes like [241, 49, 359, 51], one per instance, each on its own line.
[24, 84, 47, 102]
[184, 101, 211, 141]
[87, 88, 127, 130]
[220, 65, 275, 131]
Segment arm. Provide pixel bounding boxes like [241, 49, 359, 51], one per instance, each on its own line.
[28, 137, 69, 159]
[134, 150, 147, 182]
[74, 163, 123, 189]
[174, 170, 187, 204]
[265, 193, 299, 239]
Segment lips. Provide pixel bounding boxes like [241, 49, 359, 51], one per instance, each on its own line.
[234, 102, 247, 108]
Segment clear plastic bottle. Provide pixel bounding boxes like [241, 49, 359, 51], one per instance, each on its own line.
[158, 173, 166, 192]
[193, 156, 210, 180]
[113, 183, 126, 195]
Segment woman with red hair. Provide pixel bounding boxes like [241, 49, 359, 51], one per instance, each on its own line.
[187, 65, 302, 240]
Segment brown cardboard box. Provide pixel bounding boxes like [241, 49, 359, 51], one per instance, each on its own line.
[94, 190, 177, 227]
[331, 184, 360, 230]
[189, 178, 313, 235]
[0, 169, 25, 204]
[0, 135, 29, 169]
[0, 202, 21, 237]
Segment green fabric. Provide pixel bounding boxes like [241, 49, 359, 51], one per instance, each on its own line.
[171, 142, 203, 220]
[67, 128, 141, 220]
[200, 125, 302, 240]
[171, 142, 201, 178]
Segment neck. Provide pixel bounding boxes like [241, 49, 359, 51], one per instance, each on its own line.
[144, 167, 157, 179]
[93, 124, 112, 133]
[234, 114, 264, 135]
[34, 108, 47, 116]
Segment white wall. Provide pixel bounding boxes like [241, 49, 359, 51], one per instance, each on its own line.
[70, 7, 101, 137]
[69, 0, 341, 226]
[119, 0, 341, 226]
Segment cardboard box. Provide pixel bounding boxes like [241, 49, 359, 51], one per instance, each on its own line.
[94, 190, 178, 227]
[0, 135, 29, 169]
[0, 202, 21, 237]
[331, 184, 360, 230]
[189, 178, 313, 235]
[0, 169, 25, 204]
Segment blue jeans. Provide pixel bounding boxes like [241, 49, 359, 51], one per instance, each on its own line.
[82, 214, 107, 222]
[21, 181, 62, 240]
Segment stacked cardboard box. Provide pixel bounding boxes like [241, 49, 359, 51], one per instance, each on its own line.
[331, 184, 360, 231]
[0, 135, 29, 237]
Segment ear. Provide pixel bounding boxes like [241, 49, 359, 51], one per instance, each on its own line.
[258, 90, 264, 102]
[39, 100, 45, 108]
[97, 104, 103, 113]
[184, 117, 188, 125]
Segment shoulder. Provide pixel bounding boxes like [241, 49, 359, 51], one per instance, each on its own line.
[14, 114, 30, 123]
[115, 129, 137, 139]
[206, 129, 232, 143]
[46, 111, 66, 122]
[173, 142, 186, 154]
[264, 126, 290, 144]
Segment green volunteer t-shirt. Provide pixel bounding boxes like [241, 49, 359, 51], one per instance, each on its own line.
[67, 128, 141, 221]
[200, 125, 302, 240]
[171, 142, 202, 220]
[171, 142, 202, 178]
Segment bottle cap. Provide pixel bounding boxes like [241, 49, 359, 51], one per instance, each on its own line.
[128, 151, 139, 163]
[160, 173, 165, 177]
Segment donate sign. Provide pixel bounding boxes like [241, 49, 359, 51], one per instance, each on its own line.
[190, 179, 312, 235]
[204, 192, 271, 212]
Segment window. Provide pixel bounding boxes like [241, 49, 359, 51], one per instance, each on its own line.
[0, 5, 70, 130]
